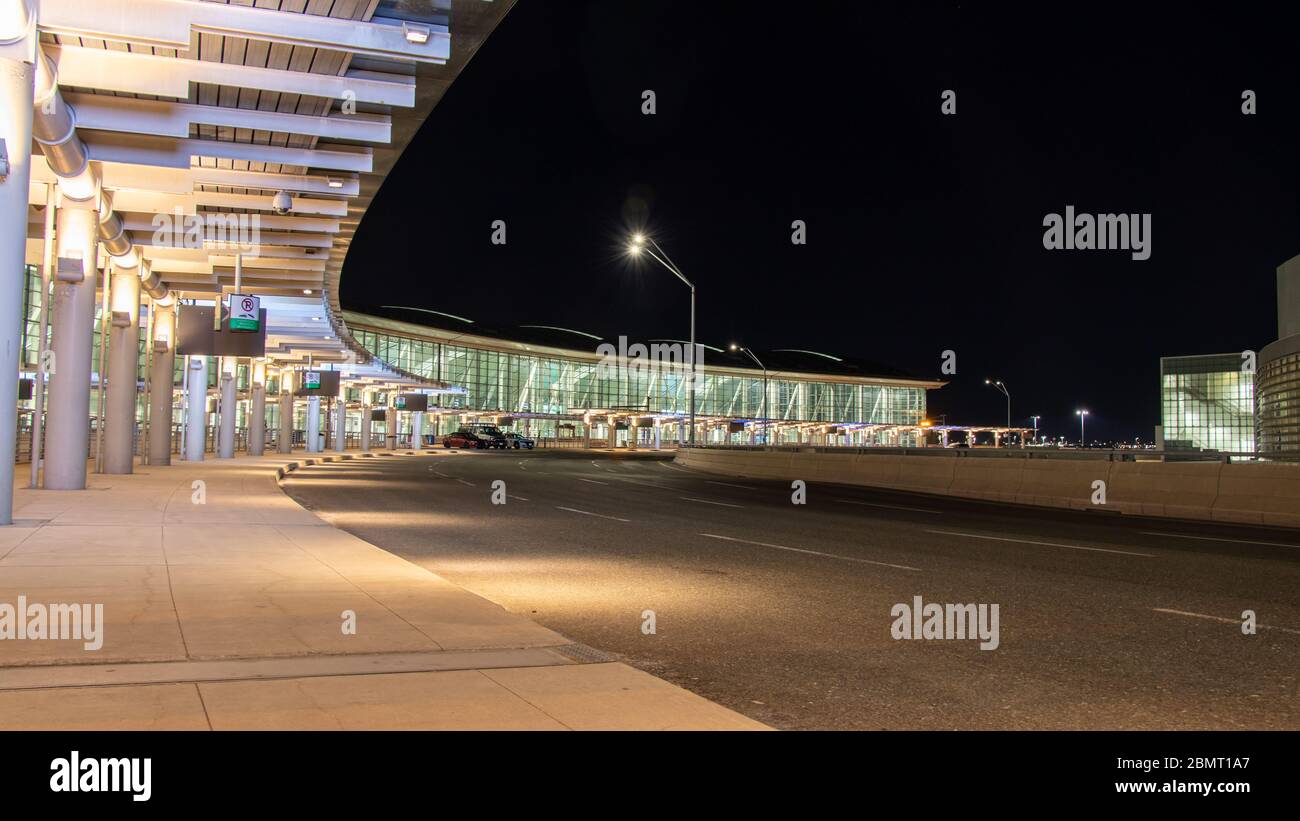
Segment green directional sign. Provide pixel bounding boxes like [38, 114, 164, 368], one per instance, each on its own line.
[304, 371, 321, 390]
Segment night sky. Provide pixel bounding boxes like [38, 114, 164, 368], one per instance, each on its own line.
[342, 2, 1300, 443]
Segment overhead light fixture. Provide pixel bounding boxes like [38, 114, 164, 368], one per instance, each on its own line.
[402, 21, 431, 44]
[303, 289, 313, 295]
[326, 178, 344, 189]
[311, 316, 321, 321]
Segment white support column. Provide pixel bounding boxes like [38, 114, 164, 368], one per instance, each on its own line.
[43, 200, 100, 489]
[306, 396, 321, 453]
[412, 410, 424, 451]
[385, 407, 396, 449]
[360, 393, 372, 452]
[184, 355, 208, 462]
[147, 302, 176, 466]
[0, 40, 34, 519]
[103, 263, 141, 474]
[276, 387, 293, 454]
[218, 356, 236, 458]
[248, 361, 266, 456]
[334, 392, 346, 452]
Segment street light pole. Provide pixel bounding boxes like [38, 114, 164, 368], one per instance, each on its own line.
[985, 379, 1011, 441]
[629, 234, 697, 447]
[1076, 409, 1089, 447]
[731, 344, 768, 446]
[1030, 415, 1040, 443]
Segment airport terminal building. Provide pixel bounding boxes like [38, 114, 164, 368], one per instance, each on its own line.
[344, 310, 943, 447]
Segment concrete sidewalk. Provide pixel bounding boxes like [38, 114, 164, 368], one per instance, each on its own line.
[0, 451, 764, 730]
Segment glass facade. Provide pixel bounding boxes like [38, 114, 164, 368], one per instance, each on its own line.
[349, 322, 928, 430]
[20, 265, 43, 369]
[1160, 354, 1255, 453]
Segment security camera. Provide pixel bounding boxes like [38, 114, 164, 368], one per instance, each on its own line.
[271, 190, 293, 215]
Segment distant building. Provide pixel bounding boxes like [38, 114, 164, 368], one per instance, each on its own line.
[1159, 354, 1255, 454]
[1257, 256, 1300, 455]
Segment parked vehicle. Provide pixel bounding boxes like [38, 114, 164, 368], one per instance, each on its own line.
[463, 423, 508, 448]
[441, 429, 484, 449]
[503, 432, 535, 449]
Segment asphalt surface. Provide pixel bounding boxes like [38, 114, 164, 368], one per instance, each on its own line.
[282, 448, 1300, 730]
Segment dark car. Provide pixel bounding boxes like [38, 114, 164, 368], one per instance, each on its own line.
[441, 429, 484, 449]
[503, 432, 535, 449]
[464, 423, 508, 448]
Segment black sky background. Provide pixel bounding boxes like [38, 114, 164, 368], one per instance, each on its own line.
[342, 1, 1300, 443]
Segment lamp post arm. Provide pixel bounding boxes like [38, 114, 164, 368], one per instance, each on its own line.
[648, 238, 693, 288]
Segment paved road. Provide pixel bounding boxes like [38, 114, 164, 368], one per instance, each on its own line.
[282, 449, 1300, 730]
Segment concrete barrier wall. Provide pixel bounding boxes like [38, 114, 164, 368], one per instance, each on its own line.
[1106, 461, 1221, 521]
[1012, 458, 1099, 510]
[1214, 462, 1300, 528]
[674, 449, 1300, 528]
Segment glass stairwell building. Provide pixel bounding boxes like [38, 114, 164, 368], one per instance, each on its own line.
[1159, 354, 1255, 454]
[343, 310, 944, 446]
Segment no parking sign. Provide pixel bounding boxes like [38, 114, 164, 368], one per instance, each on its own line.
[230, 294, 260, 332]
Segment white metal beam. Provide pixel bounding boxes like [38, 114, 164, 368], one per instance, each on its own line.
[38, 0, 450, 63]
[194, 192, 348, 217]
[83, 133, 373, 173]
[120, 212, 341, 234]
[189, 167, 360, 197]
[47, 45, 416, 107]
[64, 93, 392, 144]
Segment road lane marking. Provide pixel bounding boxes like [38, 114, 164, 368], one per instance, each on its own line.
[1140, 531, 1300, 549]
[680, 497, 745, 509]
[925, 530, 1155, 557]
[508, 495, 530, 502]
[456, 479, 475, 487]
[834, 498, 941, 514]
[590, 460, 604, 469]
[556, 506, 631, 523]
[1153, 608, 1300, 636]
[706, 480, 758, 490]
[699, 532, 920, 571]
[576, 477, 609, 486]
[657, 462, 690, 472]
[604, 475, 673, 490]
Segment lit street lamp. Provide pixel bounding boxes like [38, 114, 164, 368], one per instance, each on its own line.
[1076, 409, 1089, 447]
[985, 378, 1011, 434]
[629, 233, 697, 446]
[730, 343, 768, 446]
[1030, 415, 1040, 443]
